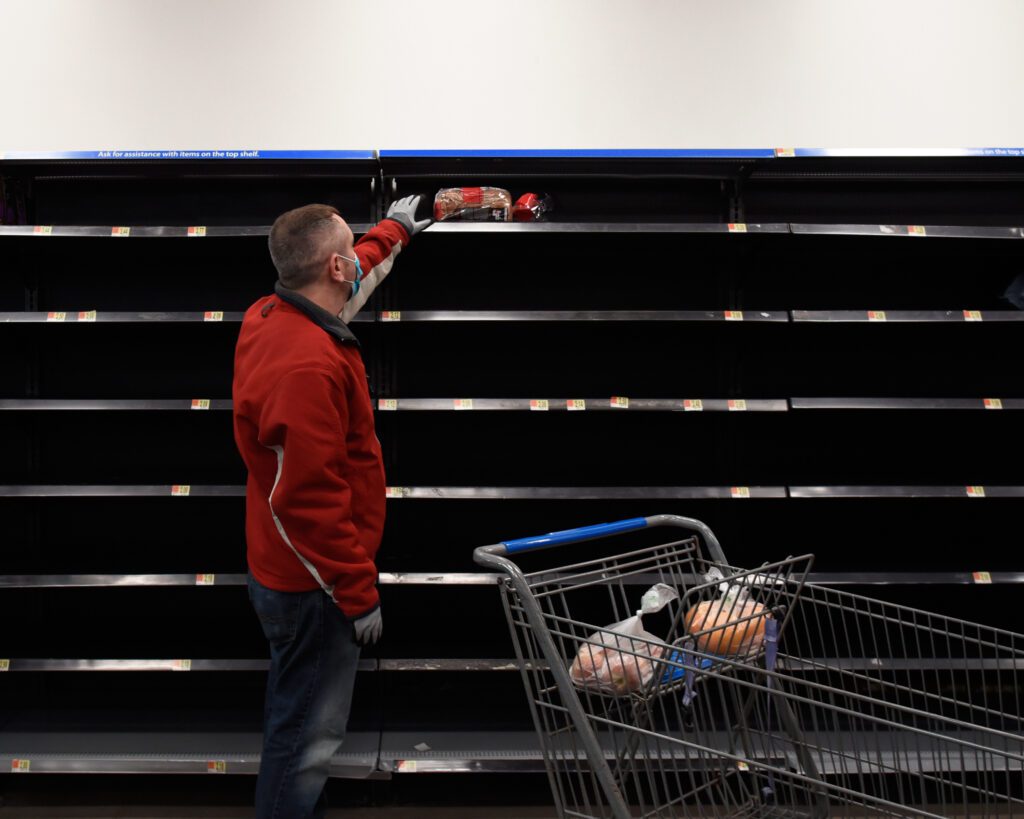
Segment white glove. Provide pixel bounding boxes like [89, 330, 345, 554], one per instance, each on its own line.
[386, 194, 432, 237]
[353, 607, 383, 646]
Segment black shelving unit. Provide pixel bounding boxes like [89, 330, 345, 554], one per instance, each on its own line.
[1, 154, 1022, 797]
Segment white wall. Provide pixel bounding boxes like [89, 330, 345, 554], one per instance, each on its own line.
[2, 0, 1022, 152]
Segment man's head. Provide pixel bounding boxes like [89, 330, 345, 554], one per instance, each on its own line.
[268, 204, 358, 302]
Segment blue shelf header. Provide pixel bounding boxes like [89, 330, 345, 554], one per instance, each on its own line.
[3, 148, 1023, 161]
[0, 150, 375, 161]
[379, 149, 774, 159]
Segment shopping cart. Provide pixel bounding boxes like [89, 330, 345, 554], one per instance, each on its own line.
[475, 514, 1024, 818]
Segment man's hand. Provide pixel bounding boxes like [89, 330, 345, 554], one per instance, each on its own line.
[386, 195, 432, 237]
[353, 607, 382, 646]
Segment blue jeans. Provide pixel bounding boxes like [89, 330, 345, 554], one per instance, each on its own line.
[247, 574, 361, 819]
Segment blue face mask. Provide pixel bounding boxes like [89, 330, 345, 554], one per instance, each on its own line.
[337, 253, 363, 297]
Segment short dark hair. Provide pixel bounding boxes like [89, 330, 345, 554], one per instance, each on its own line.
[268, 204, 341, 289]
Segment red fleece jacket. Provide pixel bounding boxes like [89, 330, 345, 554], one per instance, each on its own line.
[232, 219, 408, 618]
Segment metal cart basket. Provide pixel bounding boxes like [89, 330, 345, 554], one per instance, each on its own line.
[475, 514, 1024, 818]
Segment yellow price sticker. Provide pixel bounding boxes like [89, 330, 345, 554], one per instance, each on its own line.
[566, 399, 586, 411]
[171, 484, 191, 497]
[907, 225, 927, 236]
[33, 225, 53, 235]
[203, 311, 224, 322]
[610, 396, 629, 409]
[46, 312, 67, 322]
[190, 399, 211, 410]
[867, 311, 887, 322]
[381, 311, 402, 322]
[172, 659, 192, 672]
[727, 223, 747, 233]
[983, 398, 1003, 410]
[731, 487, 751, 499]
[529, 399, 549, 411]
[195, 574, 215, 586]
[207, 760, 227, 774]
[11, 759, 30, 773]
[737, 760, 750, 771]
[187, 226, 207, 237]
[77, 310, 97, 322]
[724, 310, 744, 321]
[972, 571, 992, 584]
[966, 486, 986, 498]
[0, 660, 9, 672]
[111, 226, 131, 237]
[728, 399, 747, 412]
[453, 399, 474, 410]
[378, 399, 398, 411]
[683, 399, 703, 412]
[963, 310, 983, 322]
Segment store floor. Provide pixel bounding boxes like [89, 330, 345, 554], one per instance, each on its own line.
[0, 776, 559, 818]
[0, 809, 558, 818]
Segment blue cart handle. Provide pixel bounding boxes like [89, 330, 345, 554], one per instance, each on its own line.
[501, 517, 648, 554]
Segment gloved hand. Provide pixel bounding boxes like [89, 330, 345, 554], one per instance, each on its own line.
[386, 194, 432, 237]
[353, 607, 383, 646]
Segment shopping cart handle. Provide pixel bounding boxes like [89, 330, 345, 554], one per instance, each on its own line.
[500, 517, 649, 554]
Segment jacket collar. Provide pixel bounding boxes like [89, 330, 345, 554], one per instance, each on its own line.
[273, 281, 358, 345]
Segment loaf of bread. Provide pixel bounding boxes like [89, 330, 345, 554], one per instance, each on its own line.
[569, 634, 665, 696]
[433, 187, 512, 222]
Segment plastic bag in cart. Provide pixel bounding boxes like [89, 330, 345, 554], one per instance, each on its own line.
[569, 584, 678, 696]
[683, 573, 772, 658]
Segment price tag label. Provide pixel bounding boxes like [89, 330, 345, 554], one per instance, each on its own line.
[171, 485, 191, 497]
[966, 486, 986, 498]
[453, 399, 474, 410]
[195, 574, 215, 586]
[77, 310, 97, 322]
[11, 759, 30, 773]
[972, 571, 992, 584]
[207, 760, 227, 773]
[398, 760, 418, 772]
[380, 311, 402, 322]
[737, 760, 750, 771]
[983, 398, 1003, 410]
[386, 487, 409, 498]
[963, 310, 983, 322]
[378, 399, 398, 411]
[867, 311, 887, 322]
[203, 311, 223, 322]
[111, 226, 131, 237]
[190, 399, 211, 410]
[187, 226, 207, 237]
[727, 223, 747, 233]
[566, 399, 586, 411]
[529, 399, 549, 411]
[731, 487, 751, 499]
[774, 148, 795, 158]
[724, 310, 744, 321]
[907, 225, 927, 236]
[728, 399, 747, 412]
[0, 660, 9, 672]
[610, 396, 629, 409]
[46, 312, 67, 322]
[33, 225, 53, 236]
[683, 399, 703, 412]
[171, 659, 192, 672]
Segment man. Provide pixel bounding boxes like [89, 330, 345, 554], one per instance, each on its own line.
[232, 196, 430, 819]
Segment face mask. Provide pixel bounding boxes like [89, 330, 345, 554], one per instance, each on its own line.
[337, 253, 363, 297]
